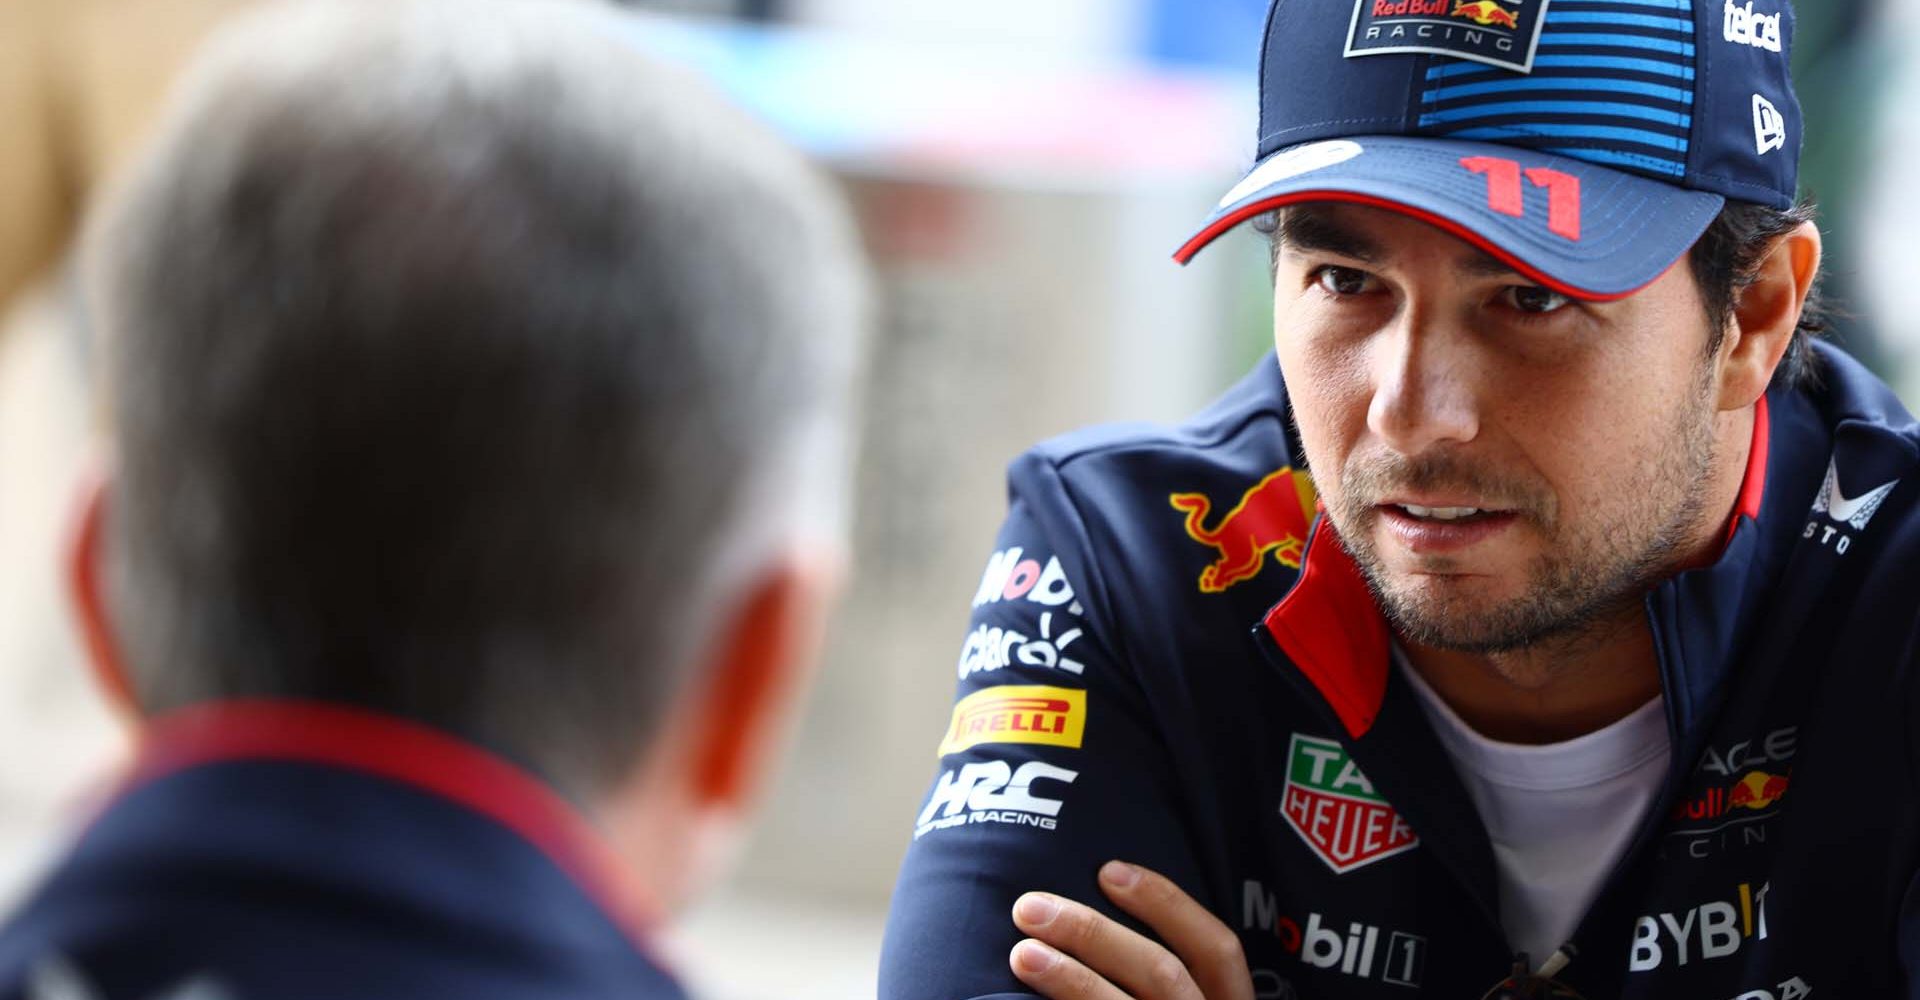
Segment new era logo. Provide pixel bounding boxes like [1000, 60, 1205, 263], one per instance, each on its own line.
[1752, 94, 1786, 155]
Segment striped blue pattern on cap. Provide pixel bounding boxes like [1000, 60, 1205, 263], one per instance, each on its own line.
[1417, 0, 1695, 178]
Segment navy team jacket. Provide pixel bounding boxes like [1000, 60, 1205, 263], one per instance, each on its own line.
[0, 701, 685, 1000]
[880, 341, 1920, 999]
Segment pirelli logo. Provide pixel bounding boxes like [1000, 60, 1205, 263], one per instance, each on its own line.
[938, 685, 1087, 757]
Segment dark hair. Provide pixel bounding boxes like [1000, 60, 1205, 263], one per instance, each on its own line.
[1256, 198, 1826, 389]
[86, 2, 865, 797]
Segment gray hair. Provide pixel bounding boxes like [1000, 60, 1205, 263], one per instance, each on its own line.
[82, 0, 867, 796]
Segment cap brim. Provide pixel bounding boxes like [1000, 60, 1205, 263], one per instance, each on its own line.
[1175, 136, 1724, 301]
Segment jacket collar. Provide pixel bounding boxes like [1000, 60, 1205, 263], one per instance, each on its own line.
[124, 699, 668, 964]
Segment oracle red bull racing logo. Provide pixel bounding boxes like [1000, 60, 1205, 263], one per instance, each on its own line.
[1664, 727, 1796, 860]
[1170, 467, 1316, 594]
[1345, 0, 1546, 73]
[1281, 734, 1419, 874]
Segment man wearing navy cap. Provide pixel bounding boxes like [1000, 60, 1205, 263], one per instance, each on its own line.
[881, 0, 1920, 996]
[0, 2, 865, 998]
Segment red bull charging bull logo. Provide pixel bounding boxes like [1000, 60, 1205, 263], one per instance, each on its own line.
[1450, 0, 1520, 27]
[1672, 769, 1791, 824]
[1169, 467, 1316, 594]
[1728, 770, 1790, 811]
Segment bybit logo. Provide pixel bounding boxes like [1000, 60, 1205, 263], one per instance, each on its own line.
[1629, 882, 1772, 972]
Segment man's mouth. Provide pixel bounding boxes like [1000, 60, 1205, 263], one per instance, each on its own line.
[1384, 502, 1516, 524]
[1393, 503, 1491, 522]
[1375, 501, 1521, 554]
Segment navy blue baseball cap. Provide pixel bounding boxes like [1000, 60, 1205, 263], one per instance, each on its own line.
[1176, 0, 1801, 300]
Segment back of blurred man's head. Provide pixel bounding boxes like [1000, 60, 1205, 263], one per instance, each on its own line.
[73, 0, 865, 900]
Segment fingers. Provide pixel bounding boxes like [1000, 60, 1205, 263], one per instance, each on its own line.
[1011, 891, 1205, 1000]
[1008, 939, 1134, 1000]
[1096, 862, 1254, 1000]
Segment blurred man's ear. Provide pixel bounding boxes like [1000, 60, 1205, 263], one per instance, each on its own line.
[67, 463, 142, 722]
[687, 544, 842, 815]
[599, 541, 844, 913]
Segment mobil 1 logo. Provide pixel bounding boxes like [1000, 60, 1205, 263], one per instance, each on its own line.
[1242, 880, 1427, 989]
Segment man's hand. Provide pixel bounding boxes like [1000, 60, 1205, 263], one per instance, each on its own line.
[1007, 861, 1254, 1000]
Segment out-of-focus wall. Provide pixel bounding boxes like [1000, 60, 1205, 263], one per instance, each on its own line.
[729, 174, 1260, 909]
[1860, 0, 1920, 402]
[0, 0, 257, 310]
[791, 0, 1146, 57]
[0, 286, 125, 902]
[0, 0, 67, 315]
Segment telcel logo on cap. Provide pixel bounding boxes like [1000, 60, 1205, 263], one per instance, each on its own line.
[1722, 0, 1782, 51]
[1345, 0, 1552, 73]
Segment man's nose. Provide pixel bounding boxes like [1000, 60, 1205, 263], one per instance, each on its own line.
[1365, 314, 1481, 456]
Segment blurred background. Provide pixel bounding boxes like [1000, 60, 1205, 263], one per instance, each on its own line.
[0, 0, 1912, 996]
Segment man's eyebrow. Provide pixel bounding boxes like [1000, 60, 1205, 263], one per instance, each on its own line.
[1276, 207, 1536, 281]
[1459, 249, 1522, 279]
[1274, 209, 1382, 264]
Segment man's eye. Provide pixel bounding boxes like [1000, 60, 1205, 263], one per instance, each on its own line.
[1502, 284, 1570, 314]
[1315, 266, 1377, 296]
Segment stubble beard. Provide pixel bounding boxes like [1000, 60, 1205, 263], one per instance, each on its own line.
[1326, 378, 1720, 655]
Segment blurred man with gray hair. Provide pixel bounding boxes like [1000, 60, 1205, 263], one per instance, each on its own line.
[0, 2, 865, 998]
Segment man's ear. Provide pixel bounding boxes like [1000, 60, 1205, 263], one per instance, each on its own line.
[1716, 220, 1821, 411]
[686, 542, 843, 815]
[67, 462, 141, 722]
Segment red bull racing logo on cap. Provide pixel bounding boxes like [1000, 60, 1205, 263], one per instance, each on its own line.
[1281, 733, 1419, 874]
[1346, 0, 1548, 73]
[1170, 467, 1316, 594]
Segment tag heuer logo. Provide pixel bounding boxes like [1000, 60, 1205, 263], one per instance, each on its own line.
[1281, 733, 1419, 874]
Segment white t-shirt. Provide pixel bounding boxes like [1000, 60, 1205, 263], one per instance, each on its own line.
[1395, 648, 1670, 968]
